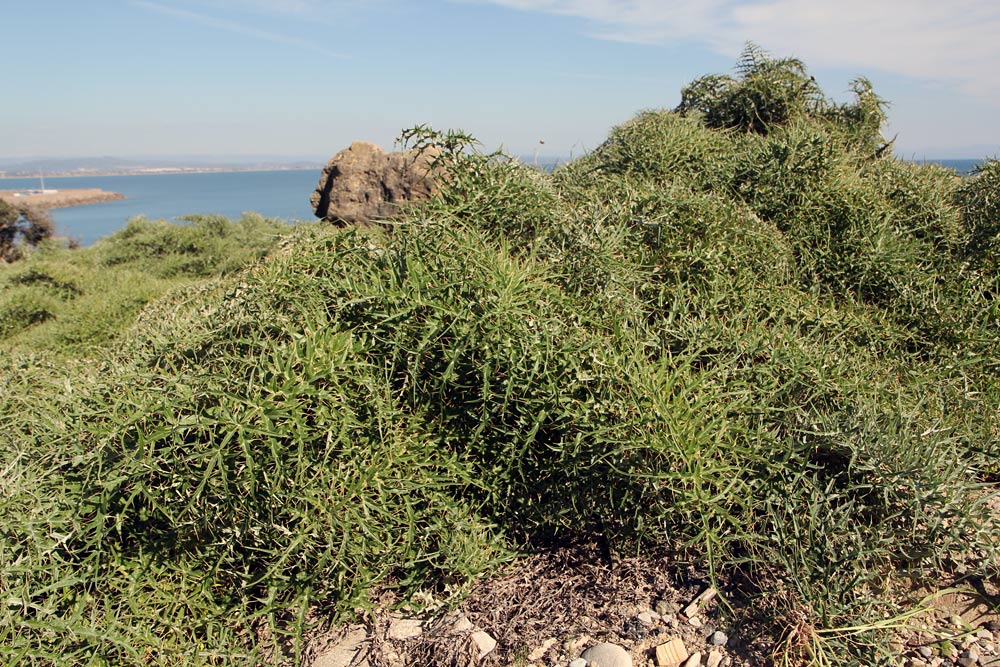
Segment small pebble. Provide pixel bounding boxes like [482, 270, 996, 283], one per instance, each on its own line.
[910, 659, 928, 667]
[387, 618, 423, 640]
[638, 611, 657, 626]
[918, 646, 935, 658]
[708, 631, 728, 647]
[570, 660, 588, 667]
[682, 652, 702, 667]
[706, 651, 724, 667]
[958, 649, 979, 666]
[979, 630, 995, 642]
[688, 616, 703, 628]
[471, 631, 497, 658]
[451, 615, 474, 634]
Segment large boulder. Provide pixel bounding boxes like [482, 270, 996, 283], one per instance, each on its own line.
[311, 141, 440, 225]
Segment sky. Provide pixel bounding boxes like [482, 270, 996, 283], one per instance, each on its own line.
[3, 0, 1000, 161]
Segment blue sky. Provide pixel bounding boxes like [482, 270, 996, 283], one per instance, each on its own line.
[3, 0, 999, 160]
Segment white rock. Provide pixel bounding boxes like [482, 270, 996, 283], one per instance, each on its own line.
[387, 618, 422, 641]
[471, 630, 497, 657]
[706, 650, 723, 667]
[638, 611, 657, 626]
[581, 642, 633, 667]
[708, 631, 728, 647]
[655, 637, 688, 666]
[683, 587, 718, 618]
[451, 614, 475, 634]
[688, 616, 703, 628]
[682, 652, 703, 667]
[570, 660, 589, 667]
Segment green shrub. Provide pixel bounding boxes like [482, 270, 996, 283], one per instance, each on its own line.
[97, 213, 288, 277]
[1, 214, 291, 354]
[955, 158, 1000, 274]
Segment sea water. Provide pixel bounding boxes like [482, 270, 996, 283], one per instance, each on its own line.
[1, 170, 320, 246]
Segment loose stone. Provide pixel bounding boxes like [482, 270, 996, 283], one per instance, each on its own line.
[957, 649, 979, 667]
[918, 646, 935, 658]
[471, 630, 497, 657]
[581, 642, 633, 667]
[451, 615, 474, 634]
[570, 660, 589, 667]
[655, 637, 688, 667]
[638, 611, 658, 626]
[688, 616, 703, 628]
[387, 618, 422, 641]
[708, 631, 728, 647]
[706, 650, 724, 667]
[681, 652, 702, 667]
[683, 588, 718, 619]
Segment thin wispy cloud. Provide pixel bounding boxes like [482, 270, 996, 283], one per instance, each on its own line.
[479, 0, 1000, 102]
[131, 0, 350, 59]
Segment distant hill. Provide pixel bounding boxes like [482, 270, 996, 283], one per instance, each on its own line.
[0, 155, 325, 177]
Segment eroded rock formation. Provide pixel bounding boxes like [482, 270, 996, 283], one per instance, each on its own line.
[311, 141, 440, 225]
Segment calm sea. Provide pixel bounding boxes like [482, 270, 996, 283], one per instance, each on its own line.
[1, 170, 321, 246]
[0, 159, 989, 246]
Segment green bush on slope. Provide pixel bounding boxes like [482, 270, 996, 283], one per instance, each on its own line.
[0, 213, 288, 353]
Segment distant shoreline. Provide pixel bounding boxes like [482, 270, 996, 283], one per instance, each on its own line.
[0, 166, 321, 180]
[0, 188, 126, 209]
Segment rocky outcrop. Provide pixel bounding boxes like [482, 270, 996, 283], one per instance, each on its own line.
[311, 142, 440, 225]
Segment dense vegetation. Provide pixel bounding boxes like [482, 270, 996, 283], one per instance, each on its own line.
[0, 213, 288, 353]
[2, 47, 998, 666]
